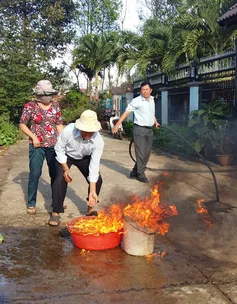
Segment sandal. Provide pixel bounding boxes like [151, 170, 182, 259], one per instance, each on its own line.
[86, 211, 98, 216]
[86, 206, 98, 216]
[27, 207, 36, 215]
[48, 214, 60, 226]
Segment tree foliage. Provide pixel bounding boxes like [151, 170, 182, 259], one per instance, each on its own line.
[121, 0, 237, 76]
[76, 0, 122, 36]
[0, 0, 77, 123]
[0, 0, 76, 60]
[73, 32, 119, 99]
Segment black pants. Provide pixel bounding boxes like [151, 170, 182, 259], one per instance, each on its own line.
[51, 155, 102, 213]
[133, 124, 153, 176]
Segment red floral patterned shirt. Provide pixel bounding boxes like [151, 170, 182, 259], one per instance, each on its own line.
[20, 100, 63, 147]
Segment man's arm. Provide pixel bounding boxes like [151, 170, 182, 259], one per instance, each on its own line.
[154, 116, 160, 128]
[61, 162, 72, 183]
[54, 126, 72, 183]
[87, 139, 104, 206]
[112, 110, 131, 134]
[88, 182, 97, 206]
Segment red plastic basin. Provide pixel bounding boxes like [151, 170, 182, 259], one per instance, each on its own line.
[67, 217, 123, 250]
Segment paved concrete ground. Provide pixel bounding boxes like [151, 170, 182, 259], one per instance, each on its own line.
[1, 131, 237, 303]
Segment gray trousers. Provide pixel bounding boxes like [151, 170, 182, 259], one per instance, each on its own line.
[133, 124, 153, 176]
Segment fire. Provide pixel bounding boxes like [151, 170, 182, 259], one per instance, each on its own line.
[68, 204, 123, 236]
[123, 183, 178, 235]
[145, 251, 168, 260]
[68, 183, 178, 236]
[196, 199, 211, 228]
[196, 199, 208, 214]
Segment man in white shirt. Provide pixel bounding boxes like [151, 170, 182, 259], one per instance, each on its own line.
[112, 81, 160, 183]
[48, 110, 104, 226]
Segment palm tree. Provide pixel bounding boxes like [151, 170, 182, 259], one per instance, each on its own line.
[117, 0, 237, 76]
[162, 0, 237, 72]
[73, 33, 116, 100]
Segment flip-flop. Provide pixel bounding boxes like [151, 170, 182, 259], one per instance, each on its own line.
[48, 215, 60, 226]
[27, 207, 36, 215]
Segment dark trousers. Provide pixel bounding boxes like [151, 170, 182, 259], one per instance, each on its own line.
[51, 155, 103, 213]
[132, 125, 153, 176]
[28, 144, 56, 208]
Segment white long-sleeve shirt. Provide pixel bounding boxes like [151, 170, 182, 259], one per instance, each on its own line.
[126, 95, 155, 127]
[54, 123, 104, 182]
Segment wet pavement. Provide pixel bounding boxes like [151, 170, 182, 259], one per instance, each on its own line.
[1, 131, 237, 303]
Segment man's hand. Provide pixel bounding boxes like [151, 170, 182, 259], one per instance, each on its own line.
[88, 192, 98, 207]
[63, 170, 72, 183]
[155, 121, 160, 129]
[112, 124, 119, 134]
[32, 137, 40, 148]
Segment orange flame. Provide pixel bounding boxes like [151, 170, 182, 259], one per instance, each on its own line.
[196, 199, 211, 228]
[196, 199, 207, 214]
[123, 183, 178, 235]
[69, 183, 178, 236]
[145, 251, 168, 260]
[68, 204, 123, 236]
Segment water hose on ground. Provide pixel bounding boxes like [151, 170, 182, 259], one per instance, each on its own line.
[128, 125, 220, 203]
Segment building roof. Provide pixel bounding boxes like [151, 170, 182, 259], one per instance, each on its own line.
[111, 81, 133, 95]
[217, 3, 237, 26]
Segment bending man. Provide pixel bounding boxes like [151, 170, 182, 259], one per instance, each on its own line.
[49, 110, 104, 226]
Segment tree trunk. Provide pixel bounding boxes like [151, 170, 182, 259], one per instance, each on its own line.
[95, 71, 99, 101]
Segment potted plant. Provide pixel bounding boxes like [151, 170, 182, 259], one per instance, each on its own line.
[188, 101, 234, 159]
[211, 122, 235, 166]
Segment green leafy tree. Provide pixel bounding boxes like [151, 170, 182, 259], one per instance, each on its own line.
[173, 0, 237, 60]
[138, 0, 180, 21]
[73, 33, 118, 100]
[0, 0, 77, 123]
[0, 0, 76, 61]
[76, 0, 122, 36]
[188, 101, 233, 156]
[122, 0, 237, 75]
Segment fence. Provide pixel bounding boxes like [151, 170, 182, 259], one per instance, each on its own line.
[133, 50, 236, 122]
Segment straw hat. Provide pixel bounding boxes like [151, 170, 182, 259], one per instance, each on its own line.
[33, 80, 58, 96]
[75, 110, 101, 132]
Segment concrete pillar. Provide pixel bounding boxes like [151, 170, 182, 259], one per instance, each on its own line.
[160, 88, 168, 125]
[125, 92, 134, 121]
[188, 82, 202, 113]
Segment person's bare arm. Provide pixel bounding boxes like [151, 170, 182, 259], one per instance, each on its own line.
[88, 182, 97, 206]
[19, 123, 40, 148]
[60, 162, 72, 183]
[112, 110, 131, 133]
[56, 124, 64, 134]
[154, 116, 160, 128]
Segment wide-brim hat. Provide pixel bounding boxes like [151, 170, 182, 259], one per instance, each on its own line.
[33, 80, 58, 96]
[75, 110, 101, 132]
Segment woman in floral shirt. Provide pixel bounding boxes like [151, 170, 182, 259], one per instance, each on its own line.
[19, 80, 64, 215]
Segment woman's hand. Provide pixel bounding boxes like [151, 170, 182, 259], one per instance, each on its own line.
[32, 137, 40, 148]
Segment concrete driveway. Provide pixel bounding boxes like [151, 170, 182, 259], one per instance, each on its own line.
[1, 131, 237, 304]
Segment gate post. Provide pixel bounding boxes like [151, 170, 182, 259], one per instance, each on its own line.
[187, 82, 202, 113]
[160, 87, 169, 125]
